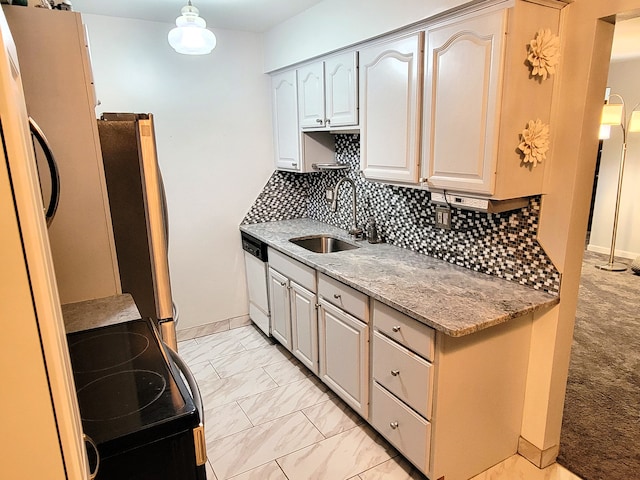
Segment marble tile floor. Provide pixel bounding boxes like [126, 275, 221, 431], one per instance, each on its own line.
[179, 324, 583, 480]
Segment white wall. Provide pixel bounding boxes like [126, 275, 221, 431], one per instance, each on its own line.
[82, 14, 274, 330]
[263, 0, 478, 71]
[588, 58, 640, 259]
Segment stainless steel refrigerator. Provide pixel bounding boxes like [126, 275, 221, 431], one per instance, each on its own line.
[97, 113, 177, 350]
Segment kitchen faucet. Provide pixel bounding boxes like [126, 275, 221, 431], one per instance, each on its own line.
[331, 177, 363, 239]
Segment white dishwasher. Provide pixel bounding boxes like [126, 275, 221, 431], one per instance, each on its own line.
[241, 232, 270, 336]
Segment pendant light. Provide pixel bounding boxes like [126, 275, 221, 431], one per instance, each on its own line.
[168, 1, 216, 55]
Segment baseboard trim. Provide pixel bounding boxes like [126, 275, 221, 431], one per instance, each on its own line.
[586, 243, 638, 260]
[176, 314, 252, 341]
[518, 436, 559, 469]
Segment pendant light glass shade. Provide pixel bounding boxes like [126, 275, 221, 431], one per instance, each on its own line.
[168, 2, 216, 55]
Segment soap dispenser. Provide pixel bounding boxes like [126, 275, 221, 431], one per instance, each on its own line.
[365, 217, 381, 244]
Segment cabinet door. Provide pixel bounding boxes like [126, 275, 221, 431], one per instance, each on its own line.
[6, 7, 121, 304]
[318, 299, 369, 418]
[272, 69, 301, 171]
[268, 268, 291, 350]
[422, 10, 506, 194]
[325, 52, 358, 127]
[298, 62, 325, 129]
[359, 33, 424, 184]
[290, 282, 319, 374]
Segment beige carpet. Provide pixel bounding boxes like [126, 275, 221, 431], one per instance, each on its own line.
[557, 251, 640, 480]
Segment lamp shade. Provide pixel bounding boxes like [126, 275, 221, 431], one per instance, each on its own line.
[628, 110, 640, 133]
[601, 103, 623, 126]
[599, 124, 611, 140]
[168, 3, 216, 55]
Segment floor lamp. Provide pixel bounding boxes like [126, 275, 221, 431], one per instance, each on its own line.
[596, 93, 640, 271]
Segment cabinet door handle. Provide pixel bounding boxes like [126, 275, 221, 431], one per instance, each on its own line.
[291, 162, 298, 168]
[392, 326, 401, 332]
[333, 294, 341, 299]
[390, 421, 399, 429]
[391, 369, 400, 376]
[279, 281, 287, 287]
[316, 118, 323, 124]
[326, 118, 331, 125]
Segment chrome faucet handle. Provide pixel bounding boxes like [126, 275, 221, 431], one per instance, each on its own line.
[349, 226, 364, 239]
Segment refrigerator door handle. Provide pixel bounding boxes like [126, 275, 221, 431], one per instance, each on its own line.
[83, 434, 100, 480]
[164, 344, 207, 467]
[29, 116, 60, 226]
[159, 169, 170, 246]
[136, 116, 173, 323]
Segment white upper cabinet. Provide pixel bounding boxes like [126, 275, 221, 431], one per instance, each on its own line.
[298, 62, 325, 128]
[298, 51, 358, 129]
[325, 52, 359, 127]
[359, 33, 424, 184]
[272, 69, 300, 171]
[422, 2, 560, 199]
[422, 10, 506, 195]
[271, 68, 337, 173]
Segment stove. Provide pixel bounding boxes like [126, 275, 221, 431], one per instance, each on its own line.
[67, 319, 206, 480]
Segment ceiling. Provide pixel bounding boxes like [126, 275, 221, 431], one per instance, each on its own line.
[611, 17, 640, 61]
[69, 0, 324, 33]
[69, 0, 638, 58]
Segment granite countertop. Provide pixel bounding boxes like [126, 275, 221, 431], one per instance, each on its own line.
[62, 293, 141, 333]
[240, 219, 559, 337]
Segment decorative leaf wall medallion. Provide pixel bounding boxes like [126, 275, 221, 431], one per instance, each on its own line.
[526, 28, 560, 80]
[517, 119, 550, 167]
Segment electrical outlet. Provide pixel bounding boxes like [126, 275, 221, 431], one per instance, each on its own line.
[325, 188, 334, 202]
[435, 206, 451, 229]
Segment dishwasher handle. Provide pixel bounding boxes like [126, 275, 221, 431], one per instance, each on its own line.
[164, 344, 207, 466]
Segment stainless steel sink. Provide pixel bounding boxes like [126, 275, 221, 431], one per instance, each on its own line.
[289, 235, 359, 253]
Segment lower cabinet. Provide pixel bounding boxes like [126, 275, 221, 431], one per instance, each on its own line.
[318, 299, 369, 418]
[268, 249, 319, 374]
[268, 268, 292, 350]
[290, 282, 318, 373]
[371, 301, 434, 473]
[371, 382, 431, 472]
[265, 249, 532, 480]
[371, 299, 533, 480]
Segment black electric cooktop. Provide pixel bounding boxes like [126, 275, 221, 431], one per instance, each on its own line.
[67, 319, 199, 458]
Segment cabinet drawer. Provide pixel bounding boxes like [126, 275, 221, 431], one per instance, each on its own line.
[373, 331, 433, 419]
[373, 300, 435, 361]
[371, 382, 430, 473]
[318, 273, 368, 322]
[268, 248, 316, 292]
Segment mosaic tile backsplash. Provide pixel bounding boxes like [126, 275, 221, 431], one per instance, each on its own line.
[243, 134, 560, 295]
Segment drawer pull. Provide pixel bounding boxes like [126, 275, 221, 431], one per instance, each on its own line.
[390, 421, 399, 429]
[392, 326, 401, 332]
[333, 294, 342, 299]
[390, 369, 400, 376]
